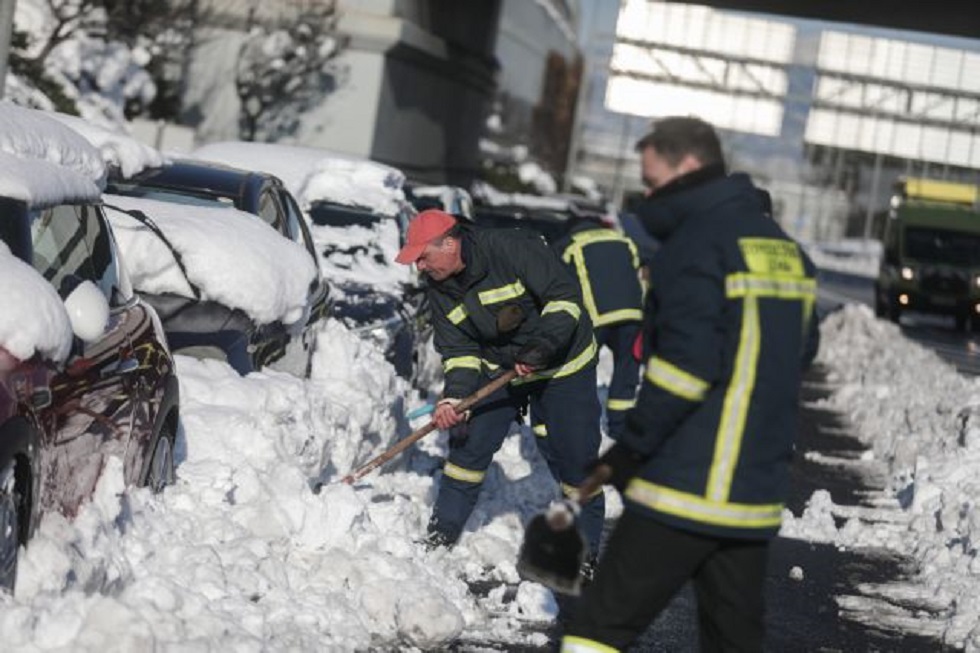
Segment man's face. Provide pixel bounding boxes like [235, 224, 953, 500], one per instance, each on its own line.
[640, 146, 700, 192]
[416, 236, 462, 281]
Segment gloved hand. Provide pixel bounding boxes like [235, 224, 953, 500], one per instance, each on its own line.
[590, 443, 647, 493]
[433, 398, 470, 430]
[516, 339, 555, 370]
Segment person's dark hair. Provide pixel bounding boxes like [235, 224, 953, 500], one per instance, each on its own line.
[433, 221, 466, 246]
[634, 116, 725, 168]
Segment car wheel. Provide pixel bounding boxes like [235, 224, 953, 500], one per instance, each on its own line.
[0, 462, 21, 593]
[145, 426, 175, 493]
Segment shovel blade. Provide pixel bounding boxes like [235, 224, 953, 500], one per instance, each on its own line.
[517, 511, 588, 596]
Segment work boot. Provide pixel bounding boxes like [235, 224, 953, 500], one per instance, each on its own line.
[422, 530, 454, 551]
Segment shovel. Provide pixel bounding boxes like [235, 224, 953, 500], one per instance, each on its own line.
[516, 463, 611, 596]
[339, 370, 518, 485]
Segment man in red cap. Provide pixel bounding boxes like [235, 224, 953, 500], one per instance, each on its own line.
[397, 209, 605, 573]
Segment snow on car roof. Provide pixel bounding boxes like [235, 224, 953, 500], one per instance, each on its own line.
[103, 194, 317, 326]
[45, 111, 167, 179]
[193, 141, 406, 216]
[0, 103, 106, 206]
[470, 180, 574, 212]
[0, 241, 73, 363]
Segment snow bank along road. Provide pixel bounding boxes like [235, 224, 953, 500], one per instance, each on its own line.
[818, 268, 980, 376]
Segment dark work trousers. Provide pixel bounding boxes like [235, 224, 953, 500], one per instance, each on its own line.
[594, 322, 642, 441]
[564, 509, 769, 652]
[429, 365, 605, 554]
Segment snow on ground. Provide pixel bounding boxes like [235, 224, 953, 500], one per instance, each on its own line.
[0, 319, 615, 650]
[103, 194, 316, 326]
[0, 242, 73, 363]
[781, 304, 980, 647]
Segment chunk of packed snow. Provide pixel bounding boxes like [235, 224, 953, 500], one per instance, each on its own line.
[0, 103, 106, 204]
[0, 242, 73, 363]
[193, 141, 407, 216]
[45, 112, 167, 178]
[470, 180, 573, 211]
[103, 194, 316, 325]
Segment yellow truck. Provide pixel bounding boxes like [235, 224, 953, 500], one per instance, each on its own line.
[875, 178, 980, 331]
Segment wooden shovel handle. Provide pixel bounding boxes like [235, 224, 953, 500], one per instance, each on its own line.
[341, 370, 519, 484]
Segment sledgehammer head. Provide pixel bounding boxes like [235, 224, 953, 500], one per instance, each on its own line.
[516, 500, 588, 596]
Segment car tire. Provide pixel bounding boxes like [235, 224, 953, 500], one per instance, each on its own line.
[0, 462, 21, 593]
[145, 425, 176, 493]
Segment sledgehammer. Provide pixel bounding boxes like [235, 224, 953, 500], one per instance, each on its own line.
[516, 464, 611, 596]
[338, 370, 518, 485]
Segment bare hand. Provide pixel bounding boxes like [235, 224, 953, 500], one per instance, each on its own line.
[433, 401, 466, 430]
[514, 362, 537, 377]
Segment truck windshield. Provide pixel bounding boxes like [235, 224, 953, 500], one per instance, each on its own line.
[905, 227, 980, 267]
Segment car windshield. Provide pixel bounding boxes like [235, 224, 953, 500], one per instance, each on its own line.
[904, 227, 980, 267]
[105, 180, 231, 210]
[308, 201, 387, 228]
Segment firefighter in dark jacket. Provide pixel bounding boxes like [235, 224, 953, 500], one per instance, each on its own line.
[563, 117, 819, 652]
[395, 209, 605, 558]
[553, 216, 644, 440]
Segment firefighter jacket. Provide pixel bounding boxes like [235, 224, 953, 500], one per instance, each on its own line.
[553, 220, 645, 329]
[429, 225, 596, 399]
[622, 166, 820, 540]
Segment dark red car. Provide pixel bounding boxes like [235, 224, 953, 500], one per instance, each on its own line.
[0, 194, 179, 593]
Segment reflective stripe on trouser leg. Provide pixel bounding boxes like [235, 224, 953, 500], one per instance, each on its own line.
[430, 379, 522, 543]
[529, 364, 605, 553]
[598, 323, 641, 441]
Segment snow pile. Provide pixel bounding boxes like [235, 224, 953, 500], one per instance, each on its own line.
[783, 304, 980, 647]
[0, 242, 73, 363]
[517, 161, 558, 196]
[104, 194, 316, 326]
[0, 320, 569, 649]
[45, 112, 167, 178]
[192, 142, 407, 217]
[0, 103, 106, 204]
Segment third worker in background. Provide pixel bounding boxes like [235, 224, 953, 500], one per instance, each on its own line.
[562, 116, 819, 652]
[553, 215, 645, 440]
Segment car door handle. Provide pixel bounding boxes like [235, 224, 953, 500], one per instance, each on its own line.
[101, 357, 140, 378]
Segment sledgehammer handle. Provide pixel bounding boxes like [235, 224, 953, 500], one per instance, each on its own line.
[341, 370, 518, 484]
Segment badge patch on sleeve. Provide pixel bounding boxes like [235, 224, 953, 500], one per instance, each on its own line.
[738, 238, 804, 277]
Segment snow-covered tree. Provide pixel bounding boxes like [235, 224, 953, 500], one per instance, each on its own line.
[235, 2, 347, 141]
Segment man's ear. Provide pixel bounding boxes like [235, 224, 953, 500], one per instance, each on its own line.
[677, 154, 703, 176]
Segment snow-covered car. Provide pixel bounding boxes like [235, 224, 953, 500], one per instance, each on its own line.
[102, 194, 320, 377]
[193, 142, 426, 380]
[104, 160, 331, 367]
[0, 105, 179, 592]
[404, 183, 474, 218]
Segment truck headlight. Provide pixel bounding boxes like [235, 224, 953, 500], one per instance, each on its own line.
[974, 274, 980, 289]
[900, 266, 915, 281]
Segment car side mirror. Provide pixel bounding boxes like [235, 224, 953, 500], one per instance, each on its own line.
[63, 279, 110, 343]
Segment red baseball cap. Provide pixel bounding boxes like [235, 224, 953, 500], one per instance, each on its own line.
[395, 209, 458, 264]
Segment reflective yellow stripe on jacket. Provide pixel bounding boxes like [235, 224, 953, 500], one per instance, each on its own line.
[625, 478, 783, 529]
[513, 338, 598, 385]
[645, 357, 710, 402]
[478, 280, 525, 305]
[562, 230, 641, 327]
